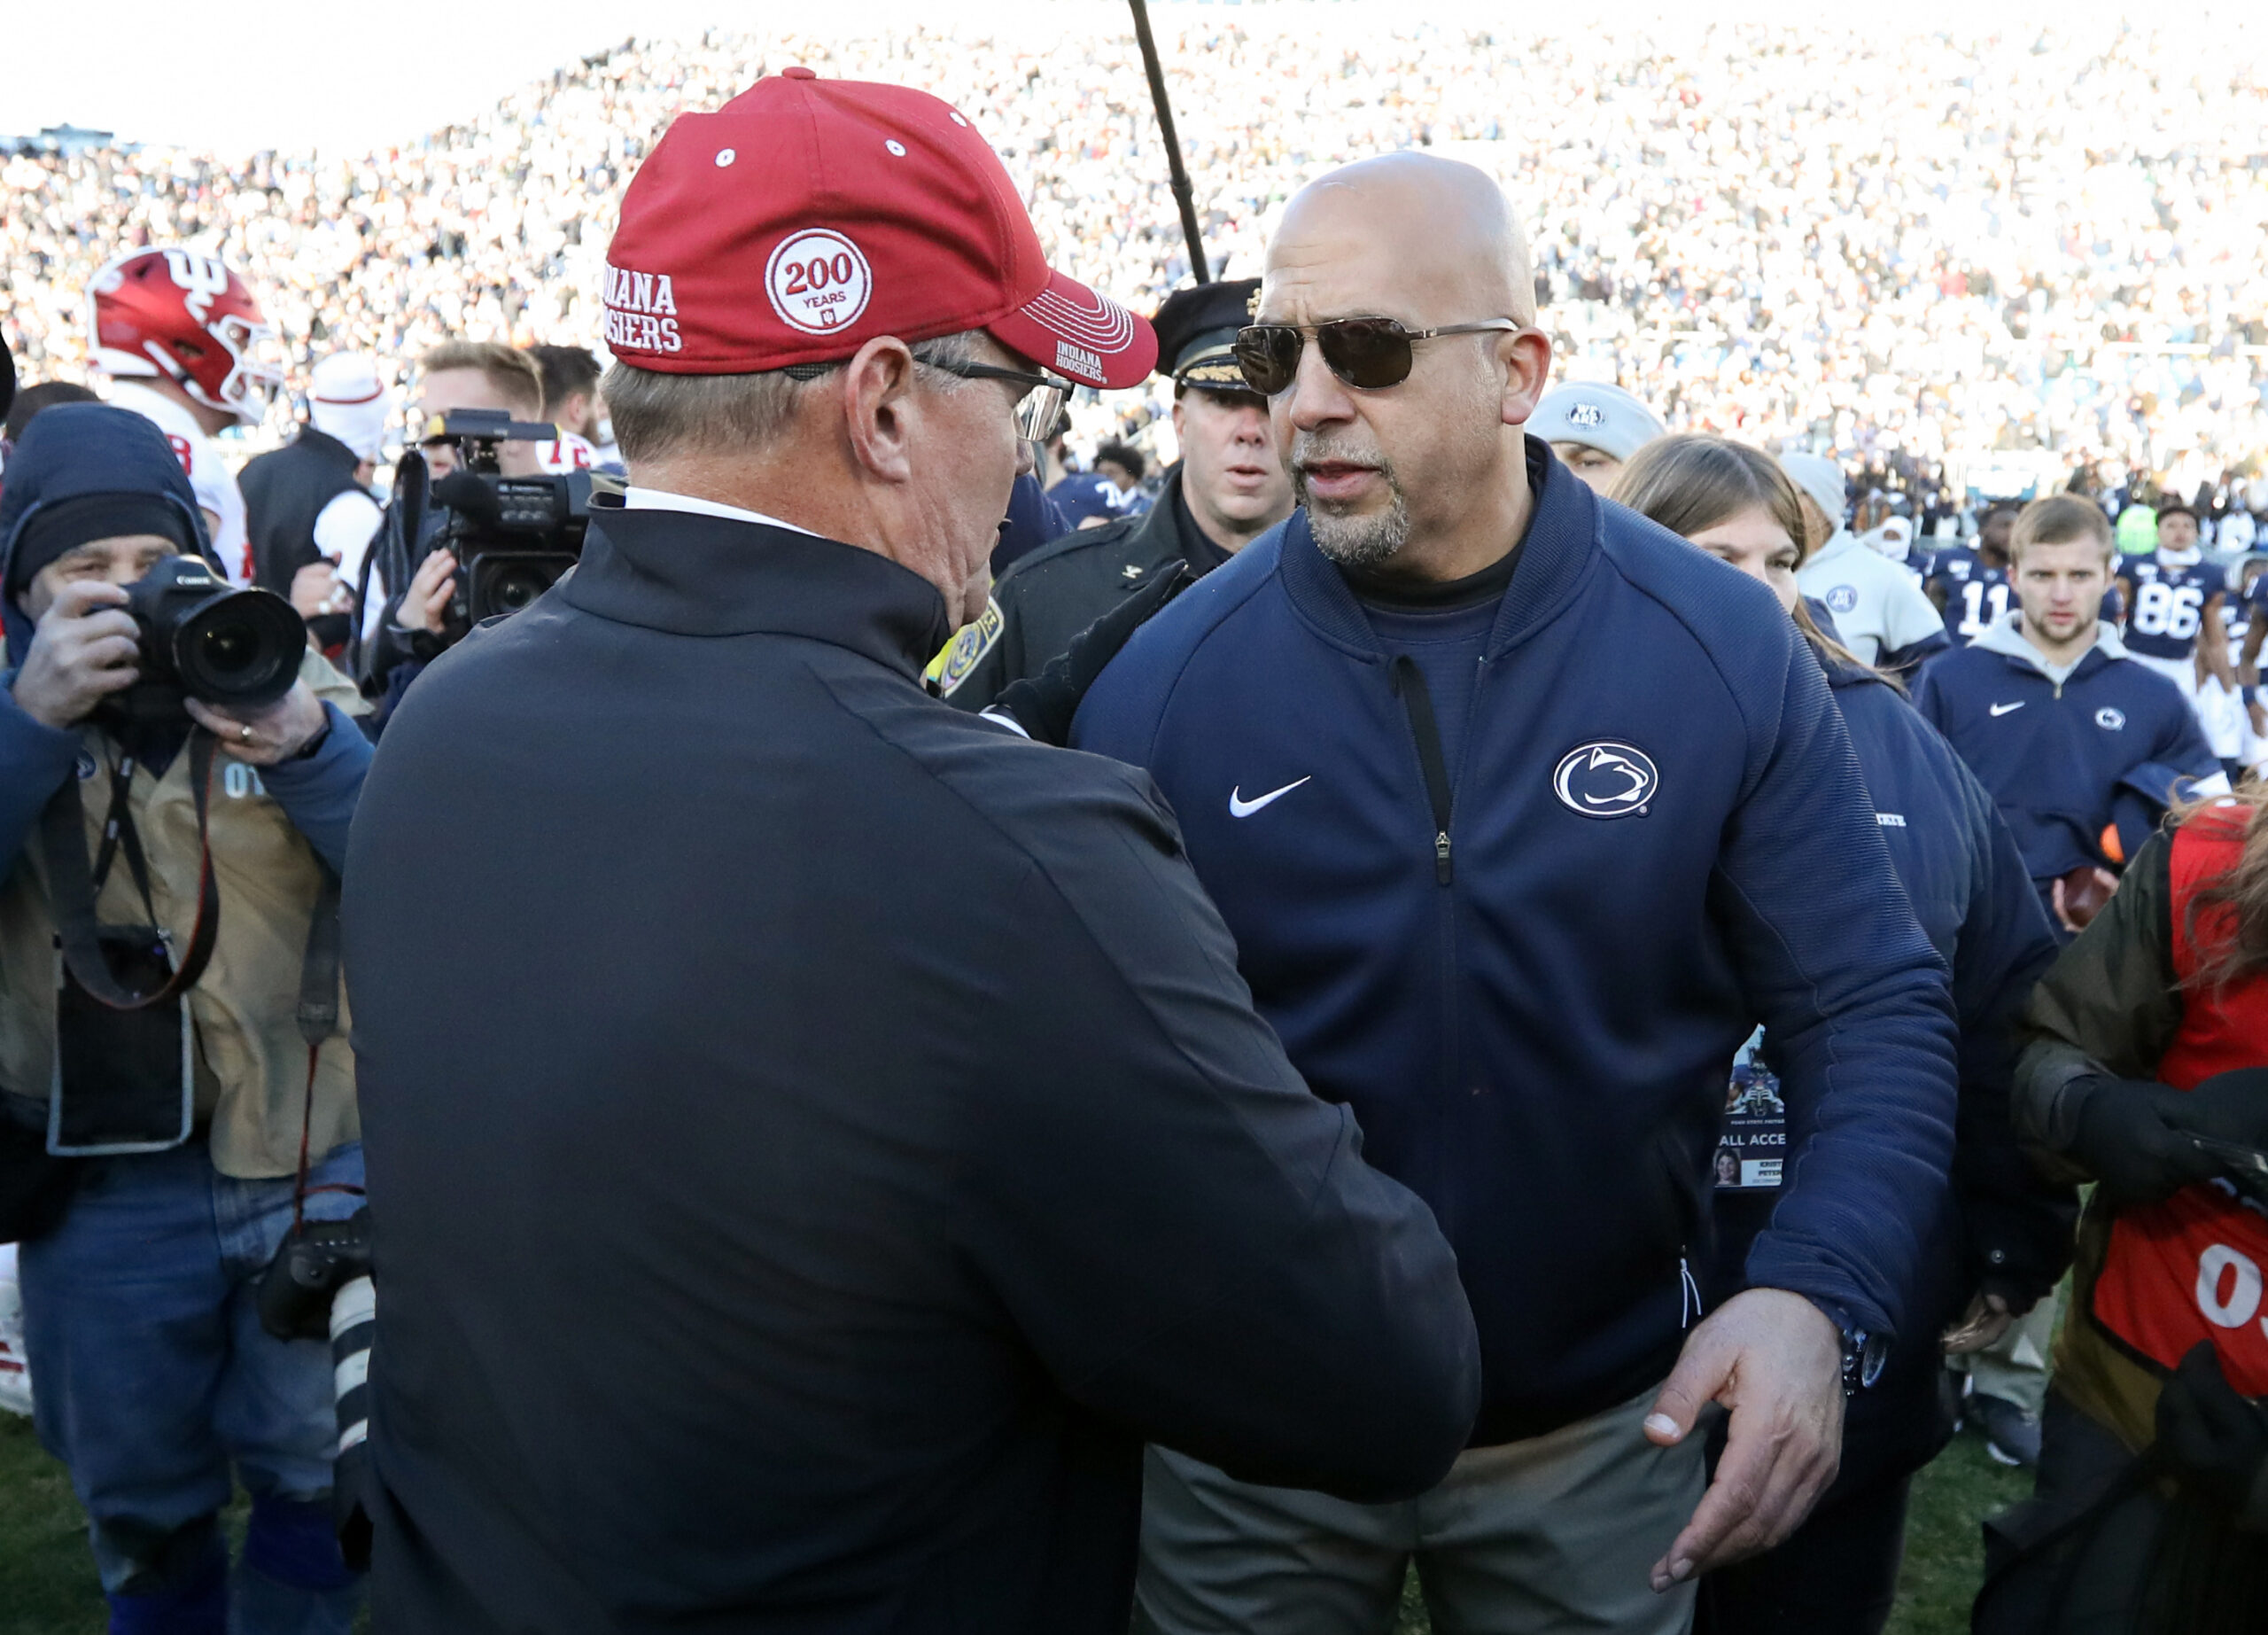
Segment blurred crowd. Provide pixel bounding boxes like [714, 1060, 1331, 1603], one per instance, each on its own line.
[5, 13, 2267, 499]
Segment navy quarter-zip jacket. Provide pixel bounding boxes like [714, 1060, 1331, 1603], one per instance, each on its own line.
[1914, 613, 2222, 895]
[1075, 442, 1961, 1444]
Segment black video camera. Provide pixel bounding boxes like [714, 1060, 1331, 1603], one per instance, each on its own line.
[423, 409, 590, 628]
[106, 556, 307, 727]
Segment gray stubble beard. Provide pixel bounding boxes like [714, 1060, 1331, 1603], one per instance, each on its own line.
[1299, 458, 1411, 570]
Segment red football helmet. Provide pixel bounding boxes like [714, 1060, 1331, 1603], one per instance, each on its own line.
[88, 248, 282, 424]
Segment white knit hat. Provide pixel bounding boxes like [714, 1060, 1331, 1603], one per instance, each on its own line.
[307, 354, 392, 462]
[1778, 453, 1849, 530]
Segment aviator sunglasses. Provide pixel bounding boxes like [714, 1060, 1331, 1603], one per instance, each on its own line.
[1233, 317, 1523, 396]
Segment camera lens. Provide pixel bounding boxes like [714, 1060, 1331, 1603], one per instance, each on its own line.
[174, 588, 307, 709]
[491, 567, 549, 614]
[199, 618, 263, 680]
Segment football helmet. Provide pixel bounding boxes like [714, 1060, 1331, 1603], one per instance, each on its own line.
[89, 247, 282, 424]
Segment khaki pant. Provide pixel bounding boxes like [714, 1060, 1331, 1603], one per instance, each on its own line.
[1135, 1386, 1707, 1635]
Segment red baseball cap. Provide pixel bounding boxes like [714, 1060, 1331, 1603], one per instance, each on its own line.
[603, 70, 1156, 391]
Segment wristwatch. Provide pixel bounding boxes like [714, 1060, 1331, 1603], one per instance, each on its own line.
[1839, 1324, 1889, 1398]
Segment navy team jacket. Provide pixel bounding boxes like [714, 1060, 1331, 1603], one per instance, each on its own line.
[1713, 661, 2066, 1494]
[1914, 613, 2223, 894]
[1074, 443, 1961, 1444]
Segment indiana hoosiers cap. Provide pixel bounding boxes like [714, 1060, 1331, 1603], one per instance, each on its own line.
[604, 70, 1156, 390]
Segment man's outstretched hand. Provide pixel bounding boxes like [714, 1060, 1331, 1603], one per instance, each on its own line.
[1642, 1286, 1844, 1592]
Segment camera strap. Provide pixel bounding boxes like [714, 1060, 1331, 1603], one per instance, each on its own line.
[39, 731, 220, 1009]
[289, 864, 350, 1234]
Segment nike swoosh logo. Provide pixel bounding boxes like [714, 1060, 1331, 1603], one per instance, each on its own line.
[1990, 702, 2025, 716]
[1229, 776, 1312, 818]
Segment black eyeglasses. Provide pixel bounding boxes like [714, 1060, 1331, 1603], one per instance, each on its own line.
[1232, 318, 1523, 395]
[784, 354, 1068, 440]
[924, 360, 1069, 441]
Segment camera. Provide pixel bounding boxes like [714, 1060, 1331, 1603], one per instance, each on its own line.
[258, 1208, 377, 1567]
[424, 409, 591, 628]
[107, 556, 306, 726]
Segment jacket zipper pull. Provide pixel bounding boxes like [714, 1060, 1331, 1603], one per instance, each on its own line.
[1434, 830, 1453, 884]
[1679, 1250, 1703, 1331]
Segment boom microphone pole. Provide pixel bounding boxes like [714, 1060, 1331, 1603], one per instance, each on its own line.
[1127, 0, 1211, 284]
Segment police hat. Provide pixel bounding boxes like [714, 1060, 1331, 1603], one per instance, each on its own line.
[1151, 278, 1263, 393]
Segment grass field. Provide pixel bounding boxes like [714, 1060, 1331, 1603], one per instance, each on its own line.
[0, 1409, 2026, 1633]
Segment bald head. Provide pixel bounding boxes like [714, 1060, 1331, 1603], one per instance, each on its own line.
[1251, 152, 1555, 584]
[1269, 153, 1535, 330]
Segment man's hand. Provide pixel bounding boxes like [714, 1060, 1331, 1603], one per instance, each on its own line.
[1642, 1287, 1844, 1591]
[2051, 866, 2119, 934]
[394, 549, 458, 635]
[185, 681, 328, 765]
[290, 559, 354, 622]
[10, 580, 141, 729]
[1941, 1290, 2016, 1355]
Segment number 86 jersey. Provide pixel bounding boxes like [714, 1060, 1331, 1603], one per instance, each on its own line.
[2120, 550, 2224, 663]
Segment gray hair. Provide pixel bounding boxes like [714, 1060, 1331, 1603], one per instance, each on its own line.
[602, 331, 984, 463]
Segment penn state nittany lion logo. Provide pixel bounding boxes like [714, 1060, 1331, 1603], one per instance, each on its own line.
[2095, 706, 2127, 731]
[1552, 742, 1658, 819]
[1825, 585, 1859, 614]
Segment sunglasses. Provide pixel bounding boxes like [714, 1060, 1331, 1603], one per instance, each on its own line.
[1233, 318, 1523, 395]
[785, 354, 1069, 441]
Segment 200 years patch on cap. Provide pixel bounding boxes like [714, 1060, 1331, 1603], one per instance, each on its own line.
[603, 69, 1155, 390]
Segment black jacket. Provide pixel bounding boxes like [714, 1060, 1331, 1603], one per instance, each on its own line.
[939, 466, 1222, 711]
[237, 425, 366, 596]
[342, 505, 1480, 1635]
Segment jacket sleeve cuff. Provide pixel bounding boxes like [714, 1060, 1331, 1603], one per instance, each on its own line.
[0, 675, 87, 872]
[255, 702, 373, 876]
[1741, 1251, 1891, 1343]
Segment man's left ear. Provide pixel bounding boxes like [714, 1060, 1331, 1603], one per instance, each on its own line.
[1500, 329, 1554, 427]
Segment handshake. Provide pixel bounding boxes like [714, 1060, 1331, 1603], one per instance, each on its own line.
[2065, 1067, 2268, 1208]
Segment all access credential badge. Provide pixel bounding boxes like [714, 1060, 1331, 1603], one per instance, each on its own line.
[1714, 1027, 1788, 1191]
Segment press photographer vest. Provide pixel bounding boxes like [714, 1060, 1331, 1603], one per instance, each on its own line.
[2058, 807, 2268, 1448]
[0, 650, 364, 1179]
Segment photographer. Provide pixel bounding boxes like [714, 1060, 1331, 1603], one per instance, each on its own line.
[0, 404, 372, 1635]
[355, 343, 570, 712]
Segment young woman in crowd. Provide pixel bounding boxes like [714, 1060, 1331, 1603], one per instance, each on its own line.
[1612, 436, 2076, 1634]
[1979, 782, 2268, 1633]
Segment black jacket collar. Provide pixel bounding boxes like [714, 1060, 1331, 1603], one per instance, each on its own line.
[563, 508, 952, 681]
[295, 427, 363, 471]
[1278, 436, 1596, 660]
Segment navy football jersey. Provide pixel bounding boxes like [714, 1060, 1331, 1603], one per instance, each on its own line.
[1926, 548, 2012, 643]
[2119, 552, 2223, 661]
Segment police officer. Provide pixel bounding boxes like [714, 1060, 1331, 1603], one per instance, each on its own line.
[344, 73, 1478, 1635]
[1, 404, 373, 1633]
[936, 278, 1295, 709]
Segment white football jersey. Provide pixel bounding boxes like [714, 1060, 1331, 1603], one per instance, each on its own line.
[108, 381, 252, 584]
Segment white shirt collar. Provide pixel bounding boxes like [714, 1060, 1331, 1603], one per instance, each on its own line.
[622, 486, 819, 538]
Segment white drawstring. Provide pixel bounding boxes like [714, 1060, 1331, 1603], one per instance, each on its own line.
[1679, 1255, 1705, 1331]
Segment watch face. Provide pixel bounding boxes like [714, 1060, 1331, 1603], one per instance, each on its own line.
[1860, 1331, 1889, 1390]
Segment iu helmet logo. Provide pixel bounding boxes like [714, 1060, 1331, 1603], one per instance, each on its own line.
[1553, 742, 1658, 819]
[88, 248, 281, 424]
